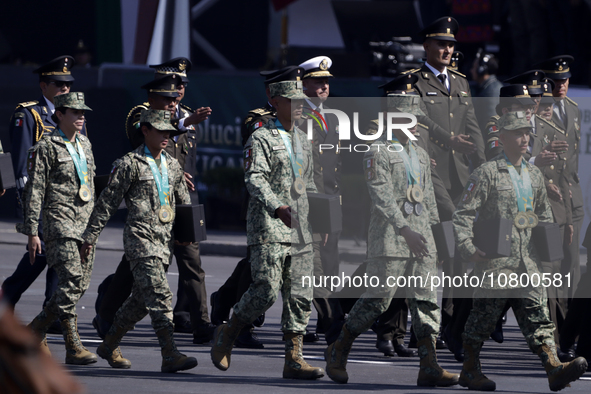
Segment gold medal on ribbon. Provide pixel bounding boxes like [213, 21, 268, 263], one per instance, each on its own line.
[79, 184, 91, 202]
[411, 184, 424, 203]
[514, 212, 528, 230]
[292, 178, 306, 196]
[407, 186, 414, 202]
[525, 211, 538, 228]
[158, 205, 175, 223]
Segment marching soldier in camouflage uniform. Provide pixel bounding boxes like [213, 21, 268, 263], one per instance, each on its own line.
[93, 60, 215, 345]
[3, 56, 89, 321]
[211, 80, 325, 380]
[325, 94, 458, 387]
[17, 92, 97, 365]
[453, 111, 587, 391]
[80, 109, 197, 373]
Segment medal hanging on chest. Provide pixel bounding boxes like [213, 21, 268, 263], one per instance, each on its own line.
[276, 119, 305, 196]
[58, 129, 91, 202]
[504, 153, 537, 229]
[144, 146, 174, 223]
[393, 138, 423, 213]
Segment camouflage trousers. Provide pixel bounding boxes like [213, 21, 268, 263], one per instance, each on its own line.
[345, 257, 440, 341]
[462, 286, 555, 353]
[233, 242, 314, 334]
[34, 238, 95, 321]
[113, 256, 174, 332]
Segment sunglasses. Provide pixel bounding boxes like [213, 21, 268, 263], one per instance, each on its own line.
[48, 81, 73, 88]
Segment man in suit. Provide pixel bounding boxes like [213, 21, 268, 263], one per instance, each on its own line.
[533, 56, 583, 301]
[297, 56, 345, 342]
[2, 56, 87, 328]
[409, 16, 486, 339]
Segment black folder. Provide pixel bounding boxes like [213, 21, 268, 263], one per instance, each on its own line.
[174, 204, 207, 243]
[307, 193, 342, 234]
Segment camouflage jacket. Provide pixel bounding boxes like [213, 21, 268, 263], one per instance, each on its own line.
[453, 154, 553, 289]
[364, 138, 439, 259]
[82, 144, 190, 261]
[244, 119, 317, 245]
[17, 130, 95, 241]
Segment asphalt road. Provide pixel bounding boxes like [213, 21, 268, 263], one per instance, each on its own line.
[2, 242, 590, 394]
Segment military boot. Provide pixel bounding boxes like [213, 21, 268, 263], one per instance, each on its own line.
[157, 325, 198, 373]
[537, 343, 587, 391]
[28, 310, 58, 356]
[210, 314, 246, 371]
[416, 337, 459, 387]
[283, 332, 325, 380]
[325, 324, 357, 384]
[459, 342, 496, 391]
[97, 323, 131, 369]
[61, 317, 98, 365]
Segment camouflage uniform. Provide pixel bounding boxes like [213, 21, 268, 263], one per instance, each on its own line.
[233, 82, 317, 334]
[453, 113, 555, 351]
[17, 93, 95, 322]
[345, 136, 440, 341]
[82, 111, 190, 332]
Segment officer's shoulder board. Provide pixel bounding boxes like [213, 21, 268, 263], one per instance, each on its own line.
[402, 68, 420, 75]
[15, 101, 39, 111]
[417, 122, 429, 130]
[565, 97, 578, 107]
[448, 68, 466, 78]
[250, 107, 272, 116]
[126, 103, 150, 128]
[536, 114, 565, 134]
[180, 103, 193, 113]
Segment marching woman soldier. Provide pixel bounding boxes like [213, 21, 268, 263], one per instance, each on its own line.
[17, 92, 97, 365]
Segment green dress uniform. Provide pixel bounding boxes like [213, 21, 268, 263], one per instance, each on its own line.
[410, 65, 486, 200]
[82, 142, 190, 332]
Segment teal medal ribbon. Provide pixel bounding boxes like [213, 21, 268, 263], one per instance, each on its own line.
[144, 145, 174, 223]
[58, 129, 91, 202]
[275, 119, 305, 195]
[391, 138, 423, 203]
[504, 153, 537, 229]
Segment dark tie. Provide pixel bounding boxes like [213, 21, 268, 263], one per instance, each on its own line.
[437, 74, 448, 92]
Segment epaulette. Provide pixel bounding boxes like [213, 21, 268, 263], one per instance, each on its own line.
[485, 115, 500, 127]
[250, 107, 272, 116]
[565, 97, 578, 107]
[180, 102, 193, 112]
[486, 136, 499, 144]
[402, 68, 420, 75]
[370, 119, 379, 126]
[448, 68, 466, 78]
[125, 103, 150, 140]
[536, 114, 565, 134]
[15, 101, 39, 110]
[417, 122, 429, 130]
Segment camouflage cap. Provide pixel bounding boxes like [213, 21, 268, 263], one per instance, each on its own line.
[499, 111, 532, 131]
[139, 109, 176, 131]
[269, 80, 308, 100]
[387, 94, 425, 116]
[53, 92, 92, 111]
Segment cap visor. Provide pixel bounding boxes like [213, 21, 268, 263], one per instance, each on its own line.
[49, 75, 75, 82]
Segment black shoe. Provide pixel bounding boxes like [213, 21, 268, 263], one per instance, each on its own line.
[92, 314, 111, 340]
[303, 330, 319, 343]
[209, 291, 228, 326]
[192, 323, 215, 344]
[253, 313, 265, 328]
[490, 318, 504, 344]
[174, 320, 193, 334]
[558, 347, 577, 363]
[47, 319, 62, 335]
[394, 343, 418, 357]
[436, 333, 447, 350]
[442, 324, 464, 362]
[235, 327, 264, 349]
[376, 339, 395, 357]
